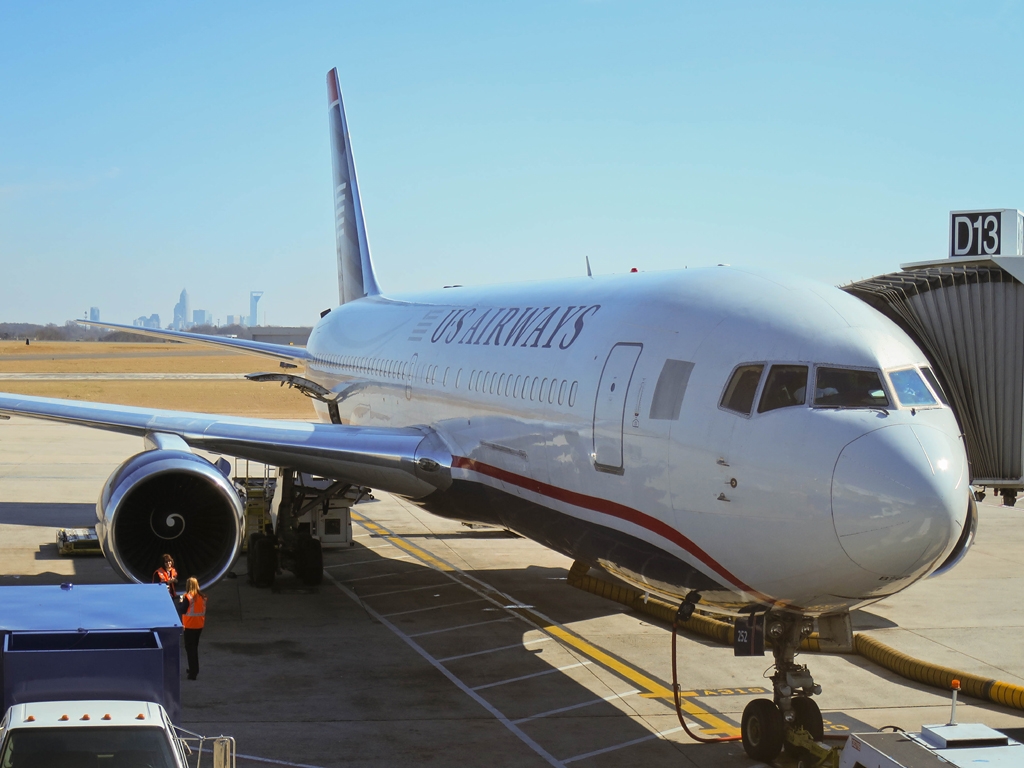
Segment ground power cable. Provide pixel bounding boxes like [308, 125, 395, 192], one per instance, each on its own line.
[670, 600, 741, 744]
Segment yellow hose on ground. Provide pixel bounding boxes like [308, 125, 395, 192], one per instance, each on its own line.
[853, 633, 1024, 710]
[566, 562, 1024, 711]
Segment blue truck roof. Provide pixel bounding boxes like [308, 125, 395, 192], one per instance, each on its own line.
[0, 584, 181, 631]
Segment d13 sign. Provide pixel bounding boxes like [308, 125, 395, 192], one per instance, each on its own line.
[950, 211, 1001, 257]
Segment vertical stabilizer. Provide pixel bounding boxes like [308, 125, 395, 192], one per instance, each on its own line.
[327, 68, 381, 304]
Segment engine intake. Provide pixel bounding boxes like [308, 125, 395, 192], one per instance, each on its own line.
[97, 449, 245, 589]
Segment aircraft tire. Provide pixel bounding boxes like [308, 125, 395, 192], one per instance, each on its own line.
[295, 536, 323, 586]
[741, 698, 784, 761]
[246, 533, 263, 585]
[784, 696, 824, 757]
[789, 697, 823, 741]
[250, 534, 277, 588]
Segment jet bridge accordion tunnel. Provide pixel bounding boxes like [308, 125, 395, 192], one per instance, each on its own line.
[844, 265, 1024, 502]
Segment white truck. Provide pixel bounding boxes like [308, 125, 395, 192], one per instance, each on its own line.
[0, 699, 234, 768]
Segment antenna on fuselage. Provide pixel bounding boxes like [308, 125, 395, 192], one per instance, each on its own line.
[586, 256, 593, 278]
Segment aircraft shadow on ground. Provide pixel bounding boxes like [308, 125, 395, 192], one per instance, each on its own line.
[0, 501, 95, 527]
[216, 541, 758, 766]
[0, 501, 112, 587]
[850, 609, 899, 630]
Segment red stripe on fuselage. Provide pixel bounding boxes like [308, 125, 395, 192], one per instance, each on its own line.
[451, 455, 759, 596]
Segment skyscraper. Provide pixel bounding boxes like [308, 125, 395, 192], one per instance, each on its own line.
[133, 314, 160, 329]
[172, 289, 191, 330]
[89, 307, 100, 322]
[249, 291, 264, 327]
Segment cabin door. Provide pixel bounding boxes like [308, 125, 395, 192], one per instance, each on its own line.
[592, 343, 643, 473]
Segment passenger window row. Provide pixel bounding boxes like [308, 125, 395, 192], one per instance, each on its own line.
[463, 368, 579, 407]
[317, 354, 579, 407]
[319, 354, 416, 380]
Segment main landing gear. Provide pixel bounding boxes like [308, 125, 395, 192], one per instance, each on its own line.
[740, 613, 823, 763]
[248, 468, 354, 589]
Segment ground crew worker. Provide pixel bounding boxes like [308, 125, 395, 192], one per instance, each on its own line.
[178, 577, 207, 681]
[153, 554, 178, 598]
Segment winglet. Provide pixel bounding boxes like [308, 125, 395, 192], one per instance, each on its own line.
[327, 68, 381, 303]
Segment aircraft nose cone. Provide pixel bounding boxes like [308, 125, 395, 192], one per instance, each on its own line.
[831, 425, 967, 577]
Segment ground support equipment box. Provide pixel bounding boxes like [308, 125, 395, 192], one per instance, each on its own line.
[291, 473, 362, 547]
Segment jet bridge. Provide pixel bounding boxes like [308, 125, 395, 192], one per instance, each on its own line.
[844, 209, 1024, 504]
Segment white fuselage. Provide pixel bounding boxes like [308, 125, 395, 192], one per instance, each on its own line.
[301, 267, 970, 616]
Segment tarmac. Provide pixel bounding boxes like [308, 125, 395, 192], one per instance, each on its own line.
[1, 415, 1023, 767]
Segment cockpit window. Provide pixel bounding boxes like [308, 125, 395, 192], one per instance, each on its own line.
[757, 365, 808, 413]
[920, 366, 949, 406]
[888, 368, 938, 407]
[813, 367, 889, 408]
[720, 364, 764, 415]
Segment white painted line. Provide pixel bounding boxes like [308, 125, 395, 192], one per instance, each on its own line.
[562, 726, 685, 763]
[343, 571, 400, 582]
[513, 690, 641, 724]
[472, 661, 593, 691]
[201, 748, 324, 768]
[438, 636, 553, 663]
[324, 554, 412, 568]
[334, 542, 394, 552]
[324, 571, 565, 768]
[361, 582, 456, 598]
[381, 598, 486, 617]
[407, 616, 515, 638]
[235, 755, 326, 768]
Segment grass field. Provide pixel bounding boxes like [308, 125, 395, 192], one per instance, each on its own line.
[0, 341, 314, 418]
[0, 341, 261, 372]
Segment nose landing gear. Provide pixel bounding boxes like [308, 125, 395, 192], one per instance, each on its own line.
[740, 613, 823, 762]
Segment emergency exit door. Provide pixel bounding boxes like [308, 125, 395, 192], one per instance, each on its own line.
[592, 343, 643, 473]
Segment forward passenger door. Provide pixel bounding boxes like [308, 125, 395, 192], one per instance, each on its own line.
[592, 343, 643, 473]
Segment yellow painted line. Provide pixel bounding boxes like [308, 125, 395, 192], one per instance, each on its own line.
[520, 612, 739, 737]
[350, 510, 740, 739]
[351, 512, 453, 571]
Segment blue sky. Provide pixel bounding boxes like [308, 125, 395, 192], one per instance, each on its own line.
[2, 2, 1024, 326]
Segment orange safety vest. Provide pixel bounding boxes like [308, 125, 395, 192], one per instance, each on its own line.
[182, 593, 207, 629]
[155, 567, 178, 595]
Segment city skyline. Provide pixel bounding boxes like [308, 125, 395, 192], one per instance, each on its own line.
[125, 287, 267, 330]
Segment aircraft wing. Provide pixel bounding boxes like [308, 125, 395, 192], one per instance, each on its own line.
[0, 393, 451, 498]
[77, 320, 314, 364]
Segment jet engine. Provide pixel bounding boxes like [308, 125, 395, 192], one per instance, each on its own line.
[96, 448, 245, 589]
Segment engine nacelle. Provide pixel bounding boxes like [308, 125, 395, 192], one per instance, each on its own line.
[97, 449, 245, 589]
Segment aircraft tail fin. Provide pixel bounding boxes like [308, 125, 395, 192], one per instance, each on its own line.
[327, 68, 381, 304]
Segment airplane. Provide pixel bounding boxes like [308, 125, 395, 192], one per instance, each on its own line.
[0, 68, 975, 761]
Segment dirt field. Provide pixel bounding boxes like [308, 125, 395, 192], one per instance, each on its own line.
[0, 341, 263, 373]
[0, 342, 313, 418]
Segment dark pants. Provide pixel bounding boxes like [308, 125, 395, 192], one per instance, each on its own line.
[184, 628, 202, 679]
